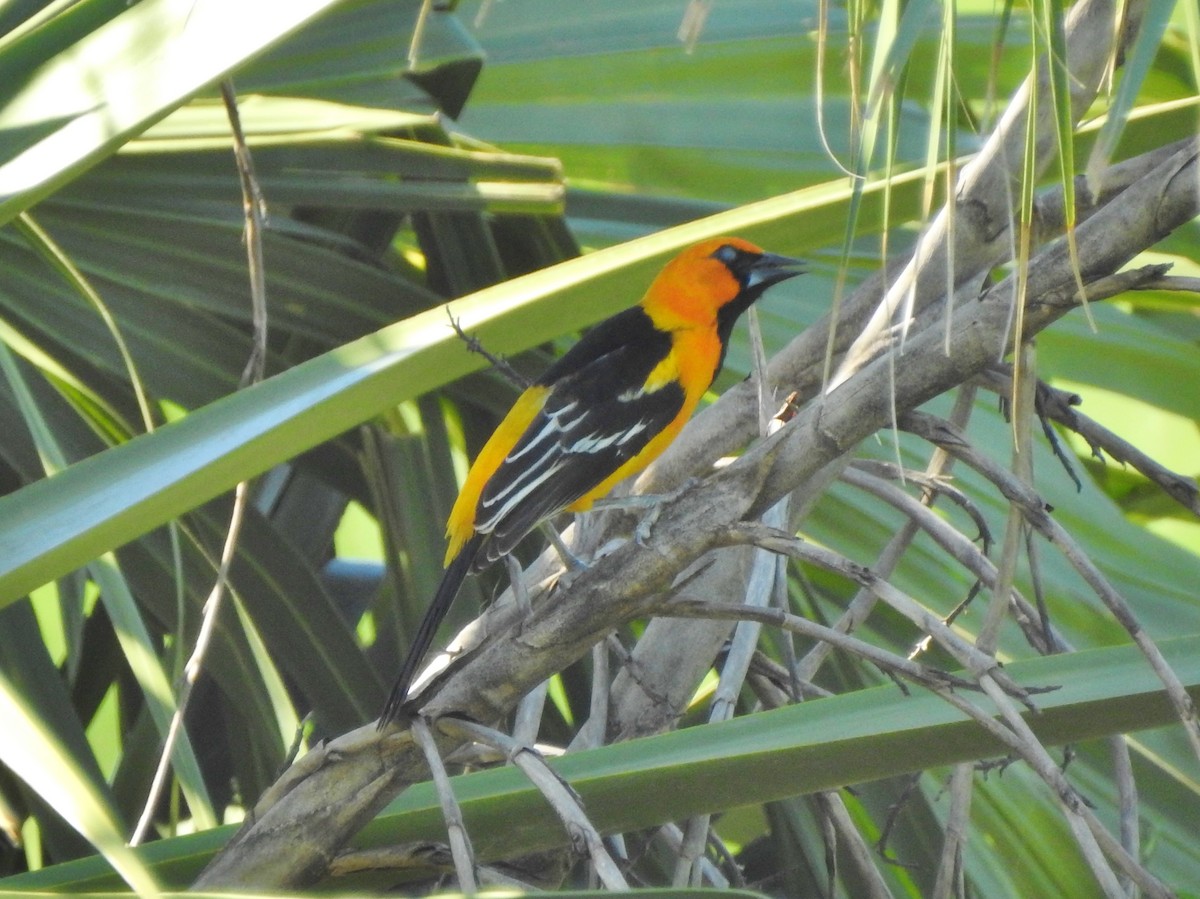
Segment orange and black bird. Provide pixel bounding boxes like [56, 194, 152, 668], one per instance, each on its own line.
[380, 237, 804, 724]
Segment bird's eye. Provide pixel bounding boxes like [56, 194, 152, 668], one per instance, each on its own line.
[713, 244, 739, 265]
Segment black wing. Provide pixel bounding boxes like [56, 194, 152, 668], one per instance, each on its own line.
[473, 318, 685, 564]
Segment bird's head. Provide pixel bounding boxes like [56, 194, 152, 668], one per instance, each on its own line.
[645, 236, 806, 332]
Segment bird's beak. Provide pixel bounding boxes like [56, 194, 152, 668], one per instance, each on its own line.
[746, 252, 807, 290]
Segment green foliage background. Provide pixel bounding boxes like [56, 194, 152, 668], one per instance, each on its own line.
[0, 0, 1196, 896]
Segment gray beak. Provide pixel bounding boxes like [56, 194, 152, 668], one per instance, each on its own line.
[746, 252, 807, 289]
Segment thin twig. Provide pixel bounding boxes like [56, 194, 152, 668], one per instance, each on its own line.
[797, 385, 980, 683]
[508, 554, 550, 746]
[971, 676, 1127, 898]
[838, 467, 995, 573]
[746, 651, 833, 703]
[815, 790, 895, 898]
[979, 365, 1200, 516]
[223, 80, 268, 388]
[721, 525, 1037, 706]
[329, 845, 535, 890]
[978, 340, 1037, 656]
[1023, 523, 1054, 658]
[704, 829, 744, 888]
[411, 717, 477, 894]
[931, 764, 973, 899]
[710, 394, 791, 721]
[749, 658, 895, 896]
[436, 717, 629, 890]
[1109, 734, 1140, 898]
[646, 595, 1168, 896]
[447, 309, 532, 390]
[650, 600, 982, 697]
[747, 305, 775, 438]
[902, 410, 1200, 763]
[572, 640, 611, 751]
[875, 773, 923, 867]
[673, 816, 713, 888]
[848, 459, 995, 549]
[1137, 275, 1200, 294]
[840, 462, 1070, 659]
[132, 79, 268, 847]
[655, 823, 729, 888]
[929, 655, 1158, 896]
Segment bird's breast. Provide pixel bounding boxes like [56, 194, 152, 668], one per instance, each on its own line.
[657, 328, 722, 401]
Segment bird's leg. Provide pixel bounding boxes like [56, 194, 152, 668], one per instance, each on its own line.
[504, 553, 532, 615]
[539, 521, 589, 571]
[589, 477, 702, 546]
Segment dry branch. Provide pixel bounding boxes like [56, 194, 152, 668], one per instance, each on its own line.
[978, 365, 1200, 516]
[902, 409, 1200, 761]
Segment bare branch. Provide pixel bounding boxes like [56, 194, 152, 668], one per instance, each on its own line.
[651, 598, 981, 697]
[134, 79, 269, 847]
[902, 410, 1200, 762]
[436, 717, 628, 890]
[411, 717, 477, 893]
[978, 366, 1200, 516]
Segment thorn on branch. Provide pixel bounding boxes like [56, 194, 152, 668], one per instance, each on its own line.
[909, 580, 985, 661]
[875, 774, 922, 869]
[447, 308, 532, 390]
[975, 755, 1017, 778]
[848, 459, 995, 550]
[1034, 385, 1084, 493]
[979, 364, 1200, 517]
[1061, 742, 1076, 774]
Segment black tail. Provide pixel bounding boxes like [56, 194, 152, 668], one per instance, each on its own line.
[379, 534, 483, 727]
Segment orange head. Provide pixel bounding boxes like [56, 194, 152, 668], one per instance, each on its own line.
[641, 237, 805, 332]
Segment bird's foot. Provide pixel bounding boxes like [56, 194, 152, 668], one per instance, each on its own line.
[590, 477, 701, 546]
[540, 521, 590, 572]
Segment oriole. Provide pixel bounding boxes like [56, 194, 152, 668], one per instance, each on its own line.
[380, 237, 804, 724]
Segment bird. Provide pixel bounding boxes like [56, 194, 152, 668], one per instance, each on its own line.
[379, 236, 804, 725]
